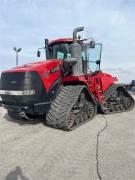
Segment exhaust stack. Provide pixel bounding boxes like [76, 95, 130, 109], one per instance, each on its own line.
[73, 26, 84, 42]
[70, 26, 84, 76]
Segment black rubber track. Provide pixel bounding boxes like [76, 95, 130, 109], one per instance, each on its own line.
[101, 84, 135, 114]
[46, 85, 97, 131]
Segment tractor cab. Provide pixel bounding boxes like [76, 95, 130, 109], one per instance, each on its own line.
[37, 30, 102, 74]
[37, 38, 72, 60]
[48, 39, 102, 73]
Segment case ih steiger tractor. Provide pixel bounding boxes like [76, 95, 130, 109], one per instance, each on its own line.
[0, 27, 134, 130]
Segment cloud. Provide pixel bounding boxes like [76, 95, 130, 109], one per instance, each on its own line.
[0, 0, 135, 82]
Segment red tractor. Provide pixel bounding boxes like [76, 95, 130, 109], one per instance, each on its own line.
[0, 27, 134, 130]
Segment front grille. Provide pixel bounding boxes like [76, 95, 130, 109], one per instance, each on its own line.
[0, 71, 46, 105]
[1, 72, 38, 90]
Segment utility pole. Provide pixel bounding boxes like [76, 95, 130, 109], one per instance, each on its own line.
[13, 47, 22, 67]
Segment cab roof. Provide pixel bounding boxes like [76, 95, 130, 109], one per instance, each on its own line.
[49, 38, 73, 45]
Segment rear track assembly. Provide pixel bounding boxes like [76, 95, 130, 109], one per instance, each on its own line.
[101, 84, 134, 114]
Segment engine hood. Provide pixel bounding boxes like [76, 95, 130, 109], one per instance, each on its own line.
[1, 59, 63, 92]
[2, 59, 62, 74]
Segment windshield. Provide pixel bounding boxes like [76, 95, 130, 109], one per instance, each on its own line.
[50, 43, 71, 60]
[82, 43, 102, 72]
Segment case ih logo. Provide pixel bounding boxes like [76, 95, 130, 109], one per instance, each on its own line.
[43, 66, 60, 77]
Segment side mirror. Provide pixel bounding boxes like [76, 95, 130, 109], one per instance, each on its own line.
[45, 39, 49, 48]
[90, 40, 95, 48]
[96, 60, 100, 65]
[37, 50, 41, 57]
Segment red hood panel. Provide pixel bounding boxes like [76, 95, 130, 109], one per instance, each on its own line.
[2, 59, 63, 92]
[2, 59, 62, 73]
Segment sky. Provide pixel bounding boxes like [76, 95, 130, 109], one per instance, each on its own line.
[0, 0, 135, 82]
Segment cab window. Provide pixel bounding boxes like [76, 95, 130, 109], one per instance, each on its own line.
[50, 43, 71, 60]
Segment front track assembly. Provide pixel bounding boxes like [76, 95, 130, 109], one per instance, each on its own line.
[46, 85, 97, 131]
